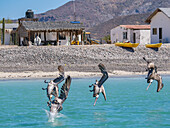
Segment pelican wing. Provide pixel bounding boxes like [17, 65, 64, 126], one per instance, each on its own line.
[154, 74, 164, 92]
[101, 86, 106, 101]
[53, 75, 64, 84]
[59, 76, 72, 103]
[53, 65, 65, 84]
[98, 63, 108, 87]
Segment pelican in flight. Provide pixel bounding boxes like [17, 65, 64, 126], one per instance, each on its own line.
[49, 75, 72, 113]
[42, 65, 65, 105]
[143, 57, 164, 92]
[89, 63, 109, 106]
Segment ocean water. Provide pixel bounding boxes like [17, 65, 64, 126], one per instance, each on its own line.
[0, 76, 169, 128]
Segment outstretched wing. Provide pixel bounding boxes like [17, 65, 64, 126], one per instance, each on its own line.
[59, 75, 72, 103]
[53, 75, 64, 84]
[101, 86, 106, 101]
[98, 63, 108, 87]
[154, 74, 164, 92]
[53, 65, 65, 84]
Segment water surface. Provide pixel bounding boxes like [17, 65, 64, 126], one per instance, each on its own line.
[0, 76, 169, 128]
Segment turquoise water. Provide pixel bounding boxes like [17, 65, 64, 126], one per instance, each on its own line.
[0, 76, 169, 128]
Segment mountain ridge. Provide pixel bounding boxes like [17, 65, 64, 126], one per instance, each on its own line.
[87, 13, 150, 39]
[35, 0, 170, 27]
[35, 0, 170, 38]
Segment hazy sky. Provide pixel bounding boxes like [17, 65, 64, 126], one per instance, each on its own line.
[0, 0, 71, 20]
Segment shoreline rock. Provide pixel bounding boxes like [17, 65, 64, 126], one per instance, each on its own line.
[0, 44, 169, 78]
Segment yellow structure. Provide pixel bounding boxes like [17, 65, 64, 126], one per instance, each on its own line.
[145, 43, 162, 48]
[71, 40, 80, 45]
[115, 42, 139, 48]
[85, 32, 100, 45]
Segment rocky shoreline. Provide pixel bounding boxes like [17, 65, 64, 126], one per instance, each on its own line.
[0, 44, 170, 78]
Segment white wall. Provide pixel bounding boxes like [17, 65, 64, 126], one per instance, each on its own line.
[140, 30, 150, 44]
[5, 33, 10, 45]
[111, 26, 129, 43]
[111, 26, 150, 44]
[0, 23, 18, 45]
[1, 29, 12, 45]
[150, 12, 170, 44]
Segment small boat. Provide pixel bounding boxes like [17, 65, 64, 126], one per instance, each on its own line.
[145, 43, 162, 48]
[115, 42, 139, 48]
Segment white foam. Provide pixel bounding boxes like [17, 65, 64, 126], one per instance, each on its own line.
[43, 109, 66, 122]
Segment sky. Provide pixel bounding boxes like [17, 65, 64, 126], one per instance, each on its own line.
[0, 0, 71, 20]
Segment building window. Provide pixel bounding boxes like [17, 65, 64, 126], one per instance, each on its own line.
[152, 28, 157, 35]
[123, 32, 127, 39]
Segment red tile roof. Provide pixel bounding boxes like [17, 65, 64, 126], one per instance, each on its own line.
[120, 25, 150, 30]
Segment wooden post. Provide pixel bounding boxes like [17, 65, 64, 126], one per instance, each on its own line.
[33, 32, 35, 42]
[18, 34, 21, 46]
[28, 31, 30, 42]
[81, 31, 83, 45]
[70, 31, 72, 45]
[83, 30, 86, 45]
[54, 32, 57, 45]
[57, 32, 59, 46]
[28, 31, 31, 46]
[75, 30, 78, 45]
[44, 31, 46, 45]
[14, 32, 18, 45]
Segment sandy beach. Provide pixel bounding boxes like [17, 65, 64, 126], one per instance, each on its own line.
[0, 70, 170, 79]
[0, 44, 170, 79]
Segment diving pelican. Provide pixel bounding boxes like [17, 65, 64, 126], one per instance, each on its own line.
[89, 63, 108, 106]
[49, 75, 72, 113]
[143, 57, 164, 92]
[42, 65, 65, 105]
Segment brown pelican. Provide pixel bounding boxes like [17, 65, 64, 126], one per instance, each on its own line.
[143, 57, 164, 92]
[146, 73, 164, 92]
[42, 65, 65, 105]
[89, 63, 108, 106]
[49, 75, 72, 113]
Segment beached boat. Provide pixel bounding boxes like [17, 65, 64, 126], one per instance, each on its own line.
[145, 43, 162, 48]
[115, 42, 139, 48]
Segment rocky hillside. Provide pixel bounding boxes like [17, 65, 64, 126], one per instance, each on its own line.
[0, 45, 169, 73]
[35, 0, 170, 28]
[87, 13, 150, 39]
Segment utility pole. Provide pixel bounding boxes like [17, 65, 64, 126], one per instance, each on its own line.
[73, 0, 76, 21]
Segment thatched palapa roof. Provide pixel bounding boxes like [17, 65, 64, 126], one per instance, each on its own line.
[20, 21, 85, 31]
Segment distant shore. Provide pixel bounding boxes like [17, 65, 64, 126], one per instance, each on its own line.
[0, 70, 170, 79]
[0, 45, 170, 79]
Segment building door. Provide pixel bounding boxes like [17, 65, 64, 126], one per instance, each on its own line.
[159, 28, 162, 43]
[133, 33, 136, 43]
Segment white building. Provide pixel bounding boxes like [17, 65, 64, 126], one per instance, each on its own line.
[0, 23, 19, 45]
[110, 25, 150, 44]
[145, 8, 170, 44]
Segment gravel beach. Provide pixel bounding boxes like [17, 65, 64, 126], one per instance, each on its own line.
[0, 44, 169, 78]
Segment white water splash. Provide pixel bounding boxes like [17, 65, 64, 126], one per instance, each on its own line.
[43, 109, 66, 122]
